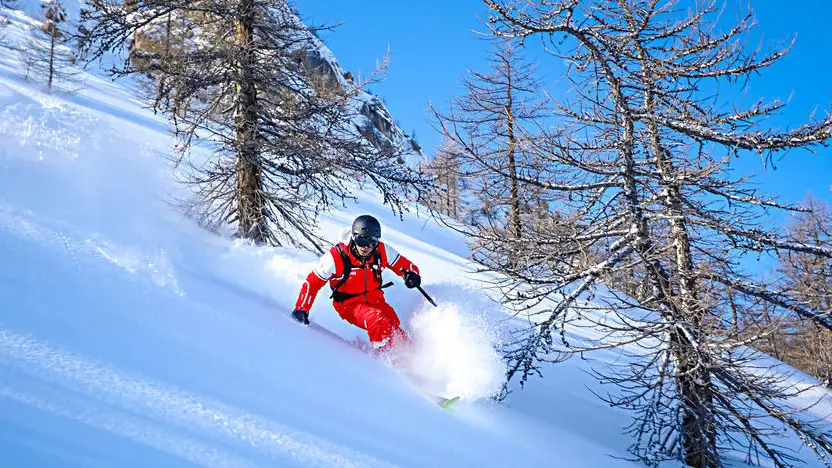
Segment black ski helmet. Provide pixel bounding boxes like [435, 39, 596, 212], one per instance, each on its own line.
[351, 215, 381, 239]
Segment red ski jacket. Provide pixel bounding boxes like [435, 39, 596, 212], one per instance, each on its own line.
[294, 241, 420, 312]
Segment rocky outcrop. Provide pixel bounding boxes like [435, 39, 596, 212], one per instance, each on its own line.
[297, 35, 422, 165]
[123, 3, 422, 166]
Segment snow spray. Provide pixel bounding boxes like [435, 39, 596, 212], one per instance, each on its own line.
[402, 301, 506, 401]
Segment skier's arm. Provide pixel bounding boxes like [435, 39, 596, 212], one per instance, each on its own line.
[381, 243, 420, 278]
[294, 251, 337, 313]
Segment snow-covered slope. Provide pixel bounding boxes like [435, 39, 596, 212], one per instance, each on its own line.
[2, 4, 832, 468]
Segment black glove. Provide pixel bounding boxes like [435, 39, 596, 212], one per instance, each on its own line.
[291, 309, 309, 325]
[403, 270, 421, 289]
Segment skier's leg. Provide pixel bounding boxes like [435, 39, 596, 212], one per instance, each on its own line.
[335, 301, 391, 342]
[345, 302, 409, 353]
[335, 302, 363, 329]
[345, 302, 391, 345]
[375, 301, 411, 348]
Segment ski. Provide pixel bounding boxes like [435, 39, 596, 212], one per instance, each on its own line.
[435, 395, 460, 410]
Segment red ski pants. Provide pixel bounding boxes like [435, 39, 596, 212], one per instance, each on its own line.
[334, 300, 410, 349]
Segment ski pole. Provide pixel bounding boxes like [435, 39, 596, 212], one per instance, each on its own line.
[417, 285, 438, 308]
[401, 268, 438, 307]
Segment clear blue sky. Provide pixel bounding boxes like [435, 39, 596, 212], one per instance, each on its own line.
[294, 0, 832, 208]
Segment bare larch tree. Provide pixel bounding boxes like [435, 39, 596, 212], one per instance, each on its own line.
[777, 197, 832, 386]
[21, 0, 82, 93]
[77, 0, 428, 252]
[423, 138, 465, 220]
[430, 38, 552, 239]
[480, 1, 832, 467]
[429, 37, 582, 282]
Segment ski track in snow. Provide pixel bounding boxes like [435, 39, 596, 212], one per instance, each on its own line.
[0, 383, 260, 468]
[0, 328, 398, 468]
[0, 203, 185, 297]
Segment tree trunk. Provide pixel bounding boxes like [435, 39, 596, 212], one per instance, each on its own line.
[634, 28, 717, 462]
[611, 78, 698, 467]
[234, 0, 266, 243]
[154, 12, 172, 110]
[727, 286, 739, 338]
[505, 75, 521, 239]
[674, 331, 718, 468]
[48, 25, 55, 92]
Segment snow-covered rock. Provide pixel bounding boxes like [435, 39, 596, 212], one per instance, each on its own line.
[298, 37, 422, 165]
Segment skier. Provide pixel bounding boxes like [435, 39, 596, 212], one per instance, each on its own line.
[291, 215, 422, 357]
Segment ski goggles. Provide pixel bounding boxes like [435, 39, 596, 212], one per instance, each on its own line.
[353, 235, 380, 248]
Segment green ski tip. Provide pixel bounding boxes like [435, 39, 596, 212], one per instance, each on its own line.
[439, 395, 460, 410]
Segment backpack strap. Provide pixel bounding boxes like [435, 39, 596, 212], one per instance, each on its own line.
[370, 249, 383, 283]
[329, 244, 353, 298]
